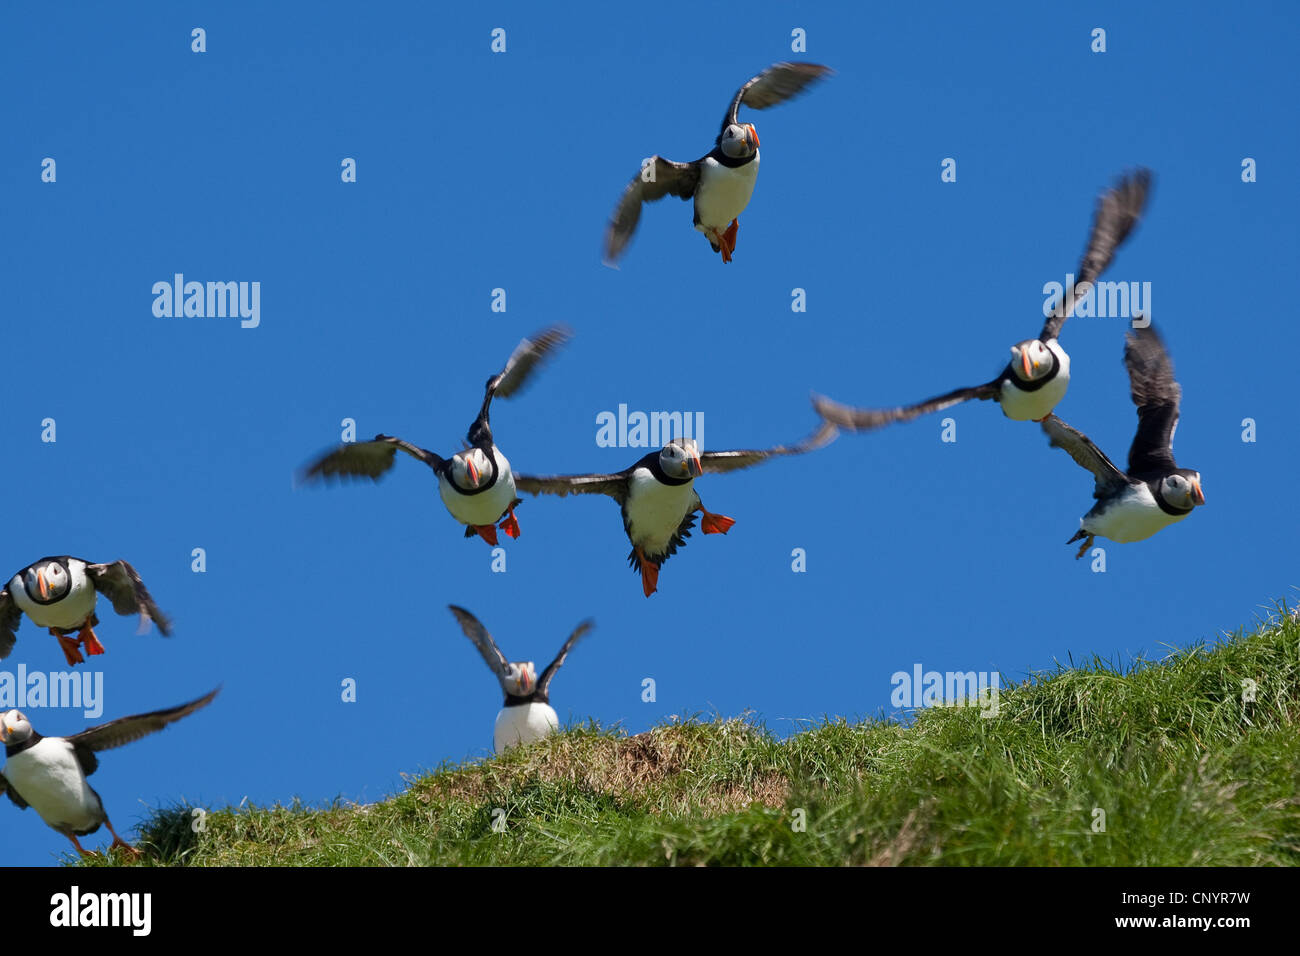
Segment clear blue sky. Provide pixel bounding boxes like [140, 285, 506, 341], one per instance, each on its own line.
[2, 2, 1296, 865]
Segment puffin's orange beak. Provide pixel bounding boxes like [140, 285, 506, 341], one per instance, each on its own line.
[1021, 349, 1033, 378]
[690, 456, 703, 477]
[1193, 478, 1205, 505]
[37, 570, 48, 600]
[467, 458, 480, 485]
[748, 124, 760, 149]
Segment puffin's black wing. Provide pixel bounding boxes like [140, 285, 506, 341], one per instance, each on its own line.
[699, 421, 839, 474]
[300, 435, 445, 483]
[0, 590, 20, 659]
[723, 61, 833, 129]
[1124, 323, 1182, 478]
[0, 773, 29, 810]
[604, 158, 702, 264]
[448, 605, 509, 685]
[1040, 414, 1131, 498]
[813, 380, 1000, 433]
[1040, 169, 1153, 342]
[84, 561, 173, 637]
[64, 688, 219, 761]
[536, 620, 595, 700]
[475, 325, 572, 429]
[515, 470, 631, 505]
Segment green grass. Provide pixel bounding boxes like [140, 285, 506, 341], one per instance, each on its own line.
[82, 605, 1300, 866]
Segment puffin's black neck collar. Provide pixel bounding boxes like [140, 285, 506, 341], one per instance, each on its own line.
[708, 145, 756, 170]
[5, 732, 42, 758]
[1150, 482, 1194, 517]
[646, 453, 694, 487]
[444, 445, 500, 497]
[503, 692, 547, 707]
[1003, 347, 1061, 394]
[20, 557, 72, 606]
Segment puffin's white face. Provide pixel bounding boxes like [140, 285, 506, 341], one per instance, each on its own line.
[0, 710, 33, 745]
[504, 662, 536, 697]
[1161, 472, 1206, 510]
[1009, 340, 1055, 383]
[451, 448, 492, 490]
[659, 438, 703, 480]
[23, 561, 68, 602]
[719, 123, 759, 159]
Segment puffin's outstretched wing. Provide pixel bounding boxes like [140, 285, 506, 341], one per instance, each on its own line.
[1040, 168, 1153, 342]
[0, 773, 29, 810]
[1123, 323, 1182, 478]
[448, 606, 511, 686]
[604, 158, 701, 264]
[64, 688, 220, 771]
[723, 61, 833, 129]
[0, 590, 20, 659]
[536, 620, 595, 699]
[300, 435, 444, 484]
[476, 325, 573, 427]
[84, 561, 173, 637]
[515, 470, 630, 504]
[1040, 414, 1131, 499]
[699, 421, 839, 474]
[813, 380, 1001, 433]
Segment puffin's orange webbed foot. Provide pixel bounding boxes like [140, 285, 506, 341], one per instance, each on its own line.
[700, 510, 736, 535]
[718, 219, 738, 263]
[79, 625, 106, 657]
[499, 508, 521, 539]
[635, 548, 660, 598]
[473, 524, 499, 546]
[53, 632, 85, 667]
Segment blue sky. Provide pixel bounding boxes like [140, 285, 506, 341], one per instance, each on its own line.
[2, 2, 1296, 865]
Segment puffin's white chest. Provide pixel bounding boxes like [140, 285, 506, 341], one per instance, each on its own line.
[1083, 483, 1187, 544]
[439, 448, 517, 527]
[4, 738, 103, 832]
[624, 470, 698, 558]
[493, 701, 559, 754]
[1000, 341, 1071, 422]
[695, 154, 760, 232]
[8, 567, 97, 630]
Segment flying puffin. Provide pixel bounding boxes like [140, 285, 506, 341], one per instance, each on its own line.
[516, 422, 838, 596]
[813, 169, 1153, 430]
[1041, 323, 1205, 558]
[300, 326, 570, 546]
[448, 605, 593, 755]
[0, 687, 218, 857]
[0, 557, 173, 667]
[603, 61, 832, 265]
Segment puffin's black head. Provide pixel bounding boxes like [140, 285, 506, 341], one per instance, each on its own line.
[1159, 470, 1206, 510]
[718, 123, 759, 159]
[450, 447, 494, 491]
[502, 661, 536, 698]
[1008, 340, 1057, 384]
[0, 710, 34, 746]
[659, 438, 703, 479]
[22, 560, 70, 604]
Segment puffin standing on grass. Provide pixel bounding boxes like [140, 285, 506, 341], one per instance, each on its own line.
[0, 557, 173, 667]
[1041, 323, 1205, 558]
[0, 687, 219, 857]
[603, 61, 832, 265]
[516, 423, 837, 596]
[300, 326, 570, 546]
[448, 606, 593, 755]
[813, 169, 1153, 429]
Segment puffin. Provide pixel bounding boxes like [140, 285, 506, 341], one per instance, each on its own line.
[813, 169, 1152, 430]
[515, 422, 838, 596]
[0, 557, 173, 667]
[448, 605, 593, 755]
[0, 687, 218, 857]
[603, 61, 832, 265]
[300, 326, 570, 545]
[1041, 323, 1205, 558]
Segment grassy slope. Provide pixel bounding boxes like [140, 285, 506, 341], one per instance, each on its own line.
[86, 608, 1300, 867]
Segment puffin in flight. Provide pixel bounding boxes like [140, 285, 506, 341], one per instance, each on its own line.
[515, 423, 838, 596]
[1041, 323, 1205, 558]
[0, 557, 173, 667]
[301, 326, 570, 546]
[813, 169, 1152, 430]
[448, 605, 593, 755]
[0, 687, 218, 857]
[603, 61, 832, 265]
